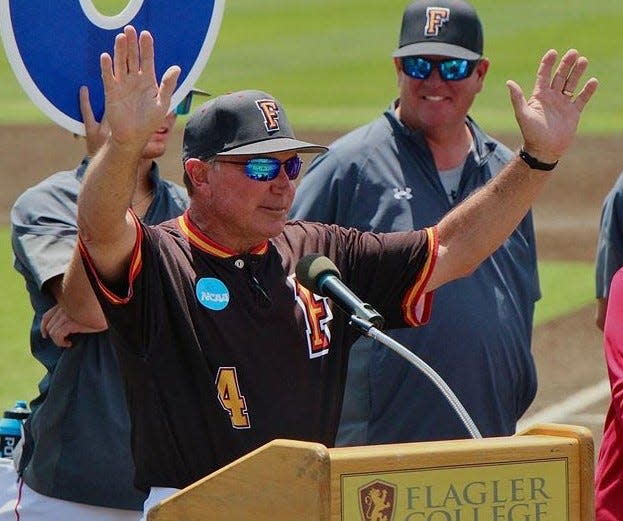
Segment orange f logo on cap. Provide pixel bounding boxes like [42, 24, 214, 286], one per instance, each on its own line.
[255, 99, 280, 133]
[424, 7, 450, 36]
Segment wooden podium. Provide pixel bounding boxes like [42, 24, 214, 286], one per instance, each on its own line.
[147, 423, 594, 521]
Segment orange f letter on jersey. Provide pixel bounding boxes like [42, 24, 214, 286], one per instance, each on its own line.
[290, 276, 333, 358]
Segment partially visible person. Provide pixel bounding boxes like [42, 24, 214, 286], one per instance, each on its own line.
[595, 172, 623, 330]
[595, 266, 623, 520]
[69, 25, 596, 518]
[291, 0, 539, 444]
[0, 87, 203, 521]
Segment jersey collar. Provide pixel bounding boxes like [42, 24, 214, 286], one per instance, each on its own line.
[177, 211, 269, 258]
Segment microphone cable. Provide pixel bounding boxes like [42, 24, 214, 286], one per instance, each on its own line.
[366, 325, 482, 439]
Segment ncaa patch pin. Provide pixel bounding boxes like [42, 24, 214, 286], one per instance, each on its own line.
[196, 277, 230, 311]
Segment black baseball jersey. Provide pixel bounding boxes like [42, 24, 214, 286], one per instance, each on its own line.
[81, 212, 434, 491]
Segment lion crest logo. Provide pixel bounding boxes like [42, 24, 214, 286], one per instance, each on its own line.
[359, 480, 396, 521]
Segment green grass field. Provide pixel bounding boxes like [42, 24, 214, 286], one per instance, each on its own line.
[0, 228, 43, 409]
[0, 1, 612, 407]
[1, 0, 622, 131]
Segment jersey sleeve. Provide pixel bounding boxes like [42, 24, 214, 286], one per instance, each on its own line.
[597, 173, 623, 298]
[342, 225, 438, 328]
[287, 222, 437, 330]
[11, 177, 78, 290]
[400, 227, 437, 326]
[79, 214, 188, 358]
[79, 212, 148, 356]
[79, 211, 144, 310]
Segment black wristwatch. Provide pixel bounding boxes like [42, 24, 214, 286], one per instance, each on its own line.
[519, 147, 558, 171]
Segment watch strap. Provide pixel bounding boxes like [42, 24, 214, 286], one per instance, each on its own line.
[519, 147, 558, 171]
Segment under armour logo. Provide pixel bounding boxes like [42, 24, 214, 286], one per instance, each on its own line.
[393, 187, 413, 200]
[424, 7, 450, 36]
[255, 99, 280, 133]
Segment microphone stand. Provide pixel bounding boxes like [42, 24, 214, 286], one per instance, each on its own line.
[349, 315, 482, 440]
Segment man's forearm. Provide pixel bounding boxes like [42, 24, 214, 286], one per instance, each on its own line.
[77, 138, 142, 283]
[78, 138, 140, 242]
[429, 155, 549, 291]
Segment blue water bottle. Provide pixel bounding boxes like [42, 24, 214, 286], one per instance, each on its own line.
[0, 401, 30, 459]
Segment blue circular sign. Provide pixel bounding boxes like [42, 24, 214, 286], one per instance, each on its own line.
[196, 277, 230, 311]
[0, 0, 224, 135]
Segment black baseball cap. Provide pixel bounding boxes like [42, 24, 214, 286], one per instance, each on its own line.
[392, 0, 483, 60]
[182, 89, 327, 160]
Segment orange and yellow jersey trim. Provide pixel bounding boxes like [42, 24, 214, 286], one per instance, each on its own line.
[176, 211, 269, 257]
[78, 210, 143, 305]
[402, 226, 438, 326]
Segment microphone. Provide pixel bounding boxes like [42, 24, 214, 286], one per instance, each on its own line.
[295, 254, 384, 329]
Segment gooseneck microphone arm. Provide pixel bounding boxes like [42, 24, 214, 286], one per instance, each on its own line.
[350, 316, 482, 439]
[295, 254, 482, 440]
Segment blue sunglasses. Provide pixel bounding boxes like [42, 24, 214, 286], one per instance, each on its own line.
[401, 56, 479, 81]
[216, 156, 303, 181]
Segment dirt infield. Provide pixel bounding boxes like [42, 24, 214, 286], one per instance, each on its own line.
[0, 125, 618, 453]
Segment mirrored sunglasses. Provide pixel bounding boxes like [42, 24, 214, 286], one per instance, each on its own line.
[401, 56, 478, 81]
[216, 156, 303, 181]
